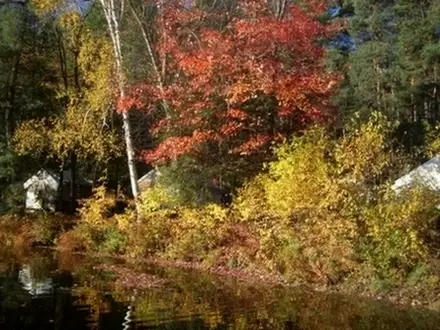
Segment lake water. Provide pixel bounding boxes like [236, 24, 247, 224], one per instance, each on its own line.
[1, 249, 440, 330]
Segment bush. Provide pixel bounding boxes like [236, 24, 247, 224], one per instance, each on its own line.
[63, 186, 129, 254]
[101, 226, 127, 253]
[125, 209, 172, 258]
[263, 127, 334, 219]
[359, 187, 440, 280]
[232, 114, 440, 285]
[164, 205, 229, 261]
[57, 230, 87, 252]
[30, 213, 59, 245]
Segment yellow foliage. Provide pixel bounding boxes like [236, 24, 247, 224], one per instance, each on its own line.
[58, 11, 82, 49]
[78, 33, 115, 113]
[53, 104, 122, 162]
[79, 186, 115, 227]
[422, 121, 440, 158]
[335, 112, 392, 183]
[360, 186, 440, 278]
[264, 127, 334, 219]
[138, 185, 179, 214]
[59, 113, 440, 288]
[14, 105, 122, 163]
[165, 205, 229, 261]
[232, 113, 439, 283]
[234, 175, 268, 222]
[66, 186, 129, 254]
[31, 0, 63, 14]
[14, 7, 121, 164]
[13, 119, 52, 157]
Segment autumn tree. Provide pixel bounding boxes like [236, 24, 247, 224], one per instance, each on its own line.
[13, 0, 124, 211]
[126, 0, 338, 187]
[97, 0, 141, 207]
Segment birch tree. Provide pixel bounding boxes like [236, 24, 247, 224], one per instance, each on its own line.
[97, 0, 140, 203]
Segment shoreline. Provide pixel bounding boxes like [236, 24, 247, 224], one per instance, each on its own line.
[2, 215, 440, 312]
[46, 245, 440, 311]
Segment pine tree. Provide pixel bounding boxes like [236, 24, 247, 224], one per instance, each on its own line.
[328, 0, 397, 122]
[329, 0, 440, 152]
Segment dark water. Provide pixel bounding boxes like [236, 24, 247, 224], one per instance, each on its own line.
[1, 249, 440, 330]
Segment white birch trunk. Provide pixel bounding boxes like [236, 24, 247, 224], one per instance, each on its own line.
[98, 0, 140, 201]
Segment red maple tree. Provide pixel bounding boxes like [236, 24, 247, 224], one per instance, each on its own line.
[122, 0, 340, 167]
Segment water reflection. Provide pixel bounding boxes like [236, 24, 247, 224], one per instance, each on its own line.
[18, 264, 54, 297]
[0, 249, 439, 330]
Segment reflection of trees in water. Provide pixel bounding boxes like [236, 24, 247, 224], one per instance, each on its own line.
[2, 250, 440, 330]
[84, 265, 440, 330]
[0, 250, 116, 330]
[73, 286, 112, 326]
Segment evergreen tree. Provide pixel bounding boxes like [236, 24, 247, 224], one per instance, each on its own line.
[329, 0, 440, 151]
[328, 0, 397, 122]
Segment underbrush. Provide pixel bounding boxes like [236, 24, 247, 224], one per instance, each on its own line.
[57, 186, 128, 254]
[0, 212, 74, 249]
[56, 114, 440, 299]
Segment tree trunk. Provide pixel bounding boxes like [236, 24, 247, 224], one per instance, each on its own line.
[69, 153, 77, 213]
[98, 0, 140, 206]
[4, 53, 21, 147]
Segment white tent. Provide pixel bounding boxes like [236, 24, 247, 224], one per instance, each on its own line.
[392, 156, 440, 193]
[23, 169, 59, 212]
[138, 168, 162, 192]
[23, 168, 92, 212]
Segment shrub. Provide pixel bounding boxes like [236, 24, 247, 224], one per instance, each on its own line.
[79, 185, 115, 226]
[101, 226, 128, 254]
[164, 205, 229, 261]
[68, 186, 129, 254]
[57, 230, 87, 252]
[233, 113, 440, 285]
[359, 187, 440, 280]
[124, 209, 172, 258]
[263, 127, 334, 220]
[30, 213, 59, 245]
[138, 184, 179, 214]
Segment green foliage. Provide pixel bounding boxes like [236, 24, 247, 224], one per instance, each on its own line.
[0, 5, 26, 52]
[155, 157, 223, 206]
[0, 144, 30, 214]
[1, 183, 25, 213]
[30, 212, 59, 245]
[100, 226, 127, 253]
[329, 0, 440, 152]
